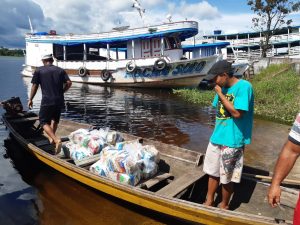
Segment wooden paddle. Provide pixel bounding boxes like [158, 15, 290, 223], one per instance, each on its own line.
[243, 173, 300, 186]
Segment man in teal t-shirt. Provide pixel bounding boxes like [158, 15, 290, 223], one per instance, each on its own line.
[202, 60, 254, 210]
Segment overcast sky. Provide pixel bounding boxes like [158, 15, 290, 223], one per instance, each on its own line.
[1, 0, 299, 48]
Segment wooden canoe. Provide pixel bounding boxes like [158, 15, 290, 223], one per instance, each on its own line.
[2, 111, 298, 225]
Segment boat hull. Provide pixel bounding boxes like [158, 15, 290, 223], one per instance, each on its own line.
[2, 114, 295, 225]
[21, 56, 218, 88]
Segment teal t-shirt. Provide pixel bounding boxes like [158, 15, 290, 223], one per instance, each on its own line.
[210, 79, 254, 148]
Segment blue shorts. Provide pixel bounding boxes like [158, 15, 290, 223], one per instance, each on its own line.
[39, 105, 62, 126]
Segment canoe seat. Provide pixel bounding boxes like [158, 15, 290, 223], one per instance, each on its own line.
[138, 173, 174, 190]
[33, 136, 69, 147]
[74, 154, 100, 167]
[10, 116, 39, 123]
[156, 170, 206, 198]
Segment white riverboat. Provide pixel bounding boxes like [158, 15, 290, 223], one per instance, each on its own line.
[22, 20, 222, 88]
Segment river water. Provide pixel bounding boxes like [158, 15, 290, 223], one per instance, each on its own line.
[0, 56, 292, 225]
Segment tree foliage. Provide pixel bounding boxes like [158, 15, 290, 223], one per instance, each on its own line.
[247, 0, 300, 57]
[0, 47, 24, 57]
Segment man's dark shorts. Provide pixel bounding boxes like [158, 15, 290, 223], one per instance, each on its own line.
[39, 105, 62, 126]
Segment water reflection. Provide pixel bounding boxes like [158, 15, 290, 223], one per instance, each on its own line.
[22, 77, 214, 152]
[21, 77, 293, 172]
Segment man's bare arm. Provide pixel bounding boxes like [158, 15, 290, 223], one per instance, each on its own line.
[268, 140, 300, 207]
[28, 84, 39, 109]
[63, 80, 72, 93]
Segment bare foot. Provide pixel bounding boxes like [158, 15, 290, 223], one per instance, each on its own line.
[203, 200, 214, 207]
[54, 139, 62, 154]
[219, 203, 229, 210]
[44, 132, 54, 144]
[48, 137, 54, 144]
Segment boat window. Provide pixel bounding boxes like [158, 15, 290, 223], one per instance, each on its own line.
[166, 37, 181, 49]
[175, 37, 181, 48]
[53, 44, 85, 61]
[53, 44, 108, 61]
[65, 45, 84, 60]
[168, 37, 177, 49]
[53, 44, 64, 60]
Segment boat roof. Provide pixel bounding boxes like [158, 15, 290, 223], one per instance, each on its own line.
[182, 41, 230, 50]
[25, 21, 198, 47]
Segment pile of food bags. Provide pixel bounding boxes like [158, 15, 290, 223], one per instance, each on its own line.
[90, 140, 160, 186]
[62, 128, 160, 186]
[62, 128, 123, 160]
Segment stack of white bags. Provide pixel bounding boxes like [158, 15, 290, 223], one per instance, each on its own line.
[90, 140, 160, 186]
[64, 128, 122, 160]
[63, 128, 160, 186]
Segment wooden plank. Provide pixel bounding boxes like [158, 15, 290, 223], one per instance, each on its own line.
[138, 173, 174, 190]
[33, 136, 69, 147]
[156, 170, 205, 198]
[243, 173, 300, 186]
[74, 154, 100, 167]
[11, 116, 39, 123]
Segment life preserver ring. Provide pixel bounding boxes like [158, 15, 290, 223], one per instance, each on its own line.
[78, 67, 87, 77]
[126, 61, 137, 73]
[154, 58, 167, 71]
[101, 70, 111, 82]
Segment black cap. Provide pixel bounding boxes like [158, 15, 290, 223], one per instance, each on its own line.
[204, 60, 232, 80]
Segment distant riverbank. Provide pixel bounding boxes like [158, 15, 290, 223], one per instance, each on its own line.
[174, 64, 300, 124]
[0, 47, 24, 57]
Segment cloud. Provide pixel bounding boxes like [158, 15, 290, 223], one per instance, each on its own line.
[179, 1, 219, 20]
[0, 0, 48, 48]
[5, 0, 297, 48]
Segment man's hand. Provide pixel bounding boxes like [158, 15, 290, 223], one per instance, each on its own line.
[268, 184, 281, 207]
[214, 84, 222, 95]
[28, 100, 33, 109]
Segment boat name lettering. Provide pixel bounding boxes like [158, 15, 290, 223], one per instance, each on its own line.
[125, 61, 206, 78]
[172, 61, 206, 76]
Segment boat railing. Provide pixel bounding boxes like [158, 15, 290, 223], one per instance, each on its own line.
[227, 48, 277, 61]
[289, 46, 300, 56]
[229, 32, 300, 47]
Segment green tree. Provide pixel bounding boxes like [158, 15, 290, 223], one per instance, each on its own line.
[247, 0, 300, 57]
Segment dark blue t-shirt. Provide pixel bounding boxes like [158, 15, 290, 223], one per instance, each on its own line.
[31, 65, 70, 106]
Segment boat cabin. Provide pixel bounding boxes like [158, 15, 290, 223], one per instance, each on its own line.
[25, 21, 198, 67]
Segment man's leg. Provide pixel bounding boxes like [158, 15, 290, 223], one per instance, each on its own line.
[51, 120, 58, 134]
[46, 120, 58, 144]
[204, 175, 219, 206]
[43, 123, 61, 154]
[203, 142, 221, 206]
[220, 182, 233, 209]
[43, 124, 60, 144]
[219, 146, 244, 209]
[51, 106, 62, 153]
[39, 105, 61, 154]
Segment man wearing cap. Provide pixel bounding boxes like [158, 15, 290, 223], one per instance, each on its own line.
[28, 54, 72, 154]
[203, 60, 254, 209]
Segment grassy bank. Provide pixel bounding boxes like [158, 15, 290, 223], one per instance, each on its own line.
[173, 64, 300, 124]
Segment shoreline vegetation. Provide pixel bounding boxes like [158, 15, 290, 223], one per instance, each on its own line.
[173, 64, 300, 125]
[0, 47, 24, 57]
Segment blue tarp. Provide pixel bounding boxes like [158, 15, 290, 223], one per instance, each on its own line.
[33, 32, 48, 35]
[182, 41, 230, 50]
